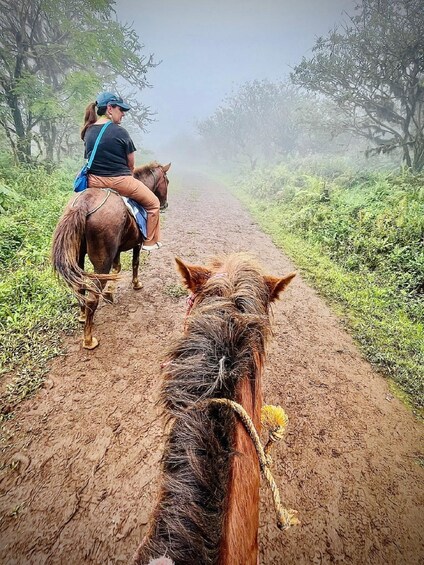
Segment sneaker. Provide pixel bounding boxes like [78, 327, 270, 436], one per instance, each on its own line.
[141, 242, 163, 251]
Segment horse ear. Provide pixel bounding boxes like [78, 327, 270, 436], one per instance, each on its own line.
[265, 272, 296, 302]
[162, 162, 171, 172]
[175, 257, 211, 293]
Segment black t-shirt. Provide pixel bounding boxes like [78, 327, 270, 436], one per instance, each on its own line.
[84, 123, 136, 177]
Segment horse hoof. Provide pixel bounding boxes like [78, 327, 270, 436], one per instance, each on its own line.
[78, 315, 86, 323]
[133, 282, 143, 290]
[83, 337, 99, 350]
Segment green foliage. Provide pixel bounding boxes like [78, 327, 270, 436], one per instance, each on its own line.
[234, 165, 424, 409]
[0, 183, 19, 214]
[0, 162, 77, 417]
[0, 0, 155, 163]
[164, 283, 187, 299]
[292, 0, 424, 170]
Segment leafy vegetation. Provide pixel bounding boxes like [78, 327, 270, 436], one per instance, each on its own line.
[0, 0, 155, 163]
[233, 164, 424, 410]
[0, 160, 78, 419]
[197, 80, 359, 170]
[292, 0, 424, 171]
[164, 283, 187, 299]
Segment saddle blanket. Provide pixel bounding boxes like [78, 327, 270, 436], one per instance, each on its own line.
[122, 197, 148, 238]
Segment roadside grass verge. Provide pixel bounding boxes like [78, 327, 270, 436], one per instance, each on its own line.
[232, 169, 423, 414]
[0, 162, 78, 425]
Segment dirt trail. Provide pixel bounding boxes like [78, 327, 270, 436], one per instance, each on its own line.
[0, 170, 423, 565]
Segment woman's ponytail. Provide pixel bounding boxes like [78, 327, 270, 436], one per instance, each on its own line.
[81, 102, 97, 140]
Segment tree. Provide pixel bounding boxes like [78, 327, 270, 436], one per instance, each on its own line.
[197, 79, 351, 169]
[198, 80, 308, 169]
[291, 0, 424, 171]
[0, 0, 155, 163]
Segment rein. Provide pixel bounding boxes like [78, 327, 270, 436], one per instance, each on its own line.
[184, 293, 196, 330]
[153, 168, 169, 209]
[71, 166, 165, 218]
[207, 398, 299, 531]
[150, 168, 157, 190]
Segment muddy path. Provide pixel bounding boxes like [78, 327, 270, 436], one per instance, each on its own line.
[0, 170, 423, 564]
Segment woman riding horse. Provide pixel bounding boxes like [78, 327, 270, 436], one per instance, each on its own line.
[82, 91, 162, 251]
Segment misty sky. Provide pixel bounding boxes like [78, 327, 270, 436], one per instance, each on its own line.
[116, 0, 357, 153]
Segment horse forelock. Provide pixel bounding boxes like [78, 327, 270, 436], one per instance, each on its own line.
[196, 253, 272, 322]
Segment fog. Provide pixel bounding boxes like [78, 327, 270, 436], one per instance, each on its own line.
[116, 0, 356, 158]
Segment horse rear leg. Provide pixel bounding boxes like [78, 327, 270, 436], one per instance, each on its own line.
[83, 253, 114, 350]
[83, 277, 108, 350]
[104, 252, 121, 303]
[132, 244, 143, 290]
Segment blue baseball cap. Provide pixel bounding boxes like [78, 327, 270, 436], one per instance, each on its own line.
[96, 92, 130, 111]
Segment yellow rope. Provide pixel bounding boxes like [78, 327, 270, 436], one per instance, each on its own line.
[208, 398, 299, 531]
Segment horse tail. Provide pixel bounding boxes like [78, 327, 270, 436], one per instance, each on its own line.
[51, 199, 117, 297]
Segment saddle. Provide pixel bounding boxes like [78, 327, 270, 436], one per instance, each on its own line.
[122, 197, 148, 238]
[73, 188, 148, 238]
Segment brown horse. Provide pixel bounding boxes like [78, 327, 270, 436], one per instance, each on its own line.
[134, 253, 296, 565]
[51, 162, 170, 350]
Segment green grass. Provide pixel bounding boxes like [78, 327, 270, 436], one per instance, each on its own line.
[232, 166, 423, 413]
[0, 162, 79, 423]
[164, 283, 187, 299]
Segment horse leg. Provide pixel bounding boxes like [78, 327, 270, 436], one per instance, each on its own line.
[132, 244, 143, 290]
[83, 275, 111, 350]
[104, 252, 121, 302]
[83, 290, 101, 350]
[83, 252, 114, 350]
[77, 245, 87, 323]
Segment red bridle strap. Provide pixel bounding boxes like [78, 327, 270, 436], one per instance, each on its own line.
[183, 272, 228, 331]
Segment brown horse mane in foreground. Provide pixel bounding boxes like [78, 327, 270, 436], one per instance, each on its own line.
[134, 253, 295, 565]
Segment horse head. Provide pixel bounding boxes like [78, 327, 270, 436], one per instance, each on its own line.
[175, 253, 296, 324]
[133, 162, 171, 210]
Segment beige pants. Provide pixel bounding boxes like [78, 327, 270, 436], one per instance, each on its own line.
[88, 174, 161, 244]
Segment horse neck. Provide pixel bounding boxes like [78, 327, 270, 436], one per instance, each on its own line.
[135, 369, 264, 565]
[137, 171, 154, 192]
[219, 357, 263, 565]
[135, 305, 267, 565]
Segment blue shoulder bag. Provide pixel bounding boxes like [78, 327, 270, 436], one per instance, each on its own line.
[73, 121, 112, 192]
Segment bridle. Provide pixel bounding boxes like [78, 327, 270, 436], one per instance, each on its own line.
[184, 272, 228, 330]
[150, 167, 169, 209]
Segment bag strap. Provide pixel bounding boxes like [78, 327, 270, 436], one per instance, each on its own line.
[87, 121, 112, 169]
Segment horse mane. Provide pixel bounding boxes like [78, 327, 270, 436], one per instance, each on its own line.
[133, 161, 162, 176]
[134, 254, 273, 565]
[162, 254, 272, 414]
